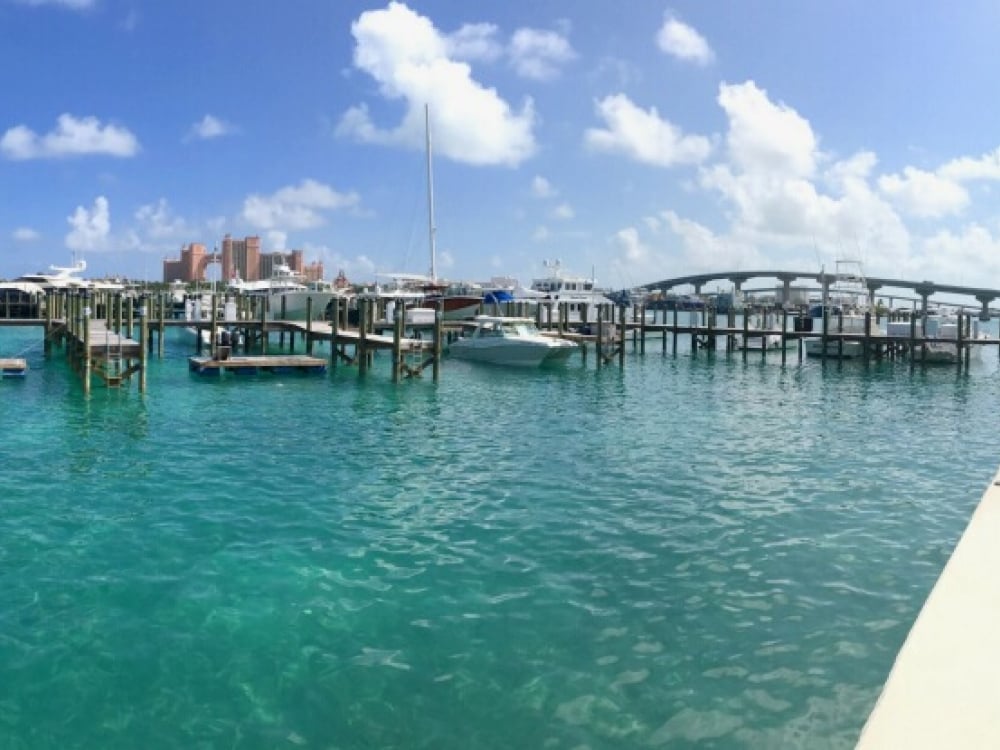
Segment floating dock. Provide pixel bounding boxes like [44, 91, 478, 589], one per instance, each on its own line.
[188, 353, 328, 376]
[0, 358, 27, 377]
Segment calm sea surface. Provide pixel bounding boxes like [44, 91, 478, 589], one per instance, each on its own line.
[2, 321, 999, 749]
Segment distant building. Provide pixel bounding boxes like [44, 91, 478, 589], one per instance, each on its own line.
[162, 236, 323, 283]
[259, 249, 324, 282]
[259, 249, 299, 280]
[221, 234, 261, 282]
[162, 243, 218, 282]
[302, 260, 324, 282]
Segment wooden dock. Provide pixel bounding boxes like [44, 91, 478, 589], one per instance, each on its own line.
[5, 282, 1000, 395]
[188, 353, 327, 376]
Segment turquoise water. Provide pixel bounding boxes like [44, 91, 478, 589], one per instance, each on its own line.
[2, 323, 998, 749]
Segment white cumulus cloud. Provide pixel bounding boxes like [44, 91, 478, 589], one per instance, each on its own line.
[878, 167, 969, 219]
[242, 179, 360, 230]
[718, 81, 817, 178]
[689, 81, 913, 274]
[187, 114, 234, 141]
[66, 196, 111, 252]
[267, 230, 288, 250]
[12, 227, 40, 241]
[447, 22, 503, 62]
[656, 15, 714, 65]
[134, 199, 189, 240]
[16, 0, 94, 8]
[337, 2, 536, 167]
[531, 175, 556, 198]
[1, 114, 139, 160]
[508, 28, 575, 81]
[584, 94, 712, 167]
[938, 147, 1000, 182]
[552, 202, 574, 220]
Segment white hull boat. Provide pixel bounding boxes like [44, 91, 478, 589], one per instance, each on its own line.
[272, 284, 350, 321]
[449, 315, 578, 367]
[529, 260, 614, 324]
[736, 314, 792, 350]
[803, 338, 869, 358]
[804, 261, 883, 359]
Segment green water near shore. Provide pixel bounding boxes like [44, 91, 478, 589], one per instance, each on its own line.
[1, 326, 997, 748]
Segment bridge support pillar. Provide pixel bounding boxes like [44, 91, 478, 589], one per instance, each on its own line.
[976, 295, 995, 322]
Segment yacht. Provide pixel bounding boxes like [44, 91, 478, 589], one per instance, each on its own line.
[276, 278, 352, 321]
[529, 260, 614, 324]
[230, 263, 347, 321]
[804, 260, 882, 358]
[17, 258, 90, 290]
[0, 258, 125, 318]
[448, 315, 578, 367]
[354, 275, 434, 326]
[887, 311, 988, 364]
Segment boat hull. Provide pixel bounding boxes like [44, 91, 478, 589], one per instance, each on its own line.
[449, 339, 576, 367]
[803, 339, 870, 358]
[919, 342, 960, 364]
[418, 295, 483, 321]
[271, 291, 344, 321]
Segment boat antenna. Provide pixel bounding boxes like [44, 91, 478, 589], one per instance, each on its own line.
[425, 103, 437, 284]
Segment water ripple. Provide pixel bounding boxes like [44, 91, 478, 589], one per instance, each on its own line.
[1, 328, 998, 747]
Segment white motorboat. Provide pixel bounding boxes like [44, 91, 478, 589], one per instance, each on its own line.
[888, 313, 988, 364]
[448, 315, 578, 367]
[804, 260, 883, 358]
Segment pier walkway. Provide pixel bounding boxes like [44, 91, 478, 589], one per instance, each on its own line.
[66, 319, 146, 393]
[857, 469, 1000, 748]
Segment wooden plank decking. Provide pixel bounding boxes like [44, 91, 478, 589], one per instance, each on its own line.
[83, 321, 143, 359]
[188, 353, 328, 376]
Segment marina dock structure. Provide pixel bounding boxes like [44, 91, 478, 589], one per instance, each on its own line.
[0, 291, 447, 391]
[7, 268, 1000, 391]
[188, 353, 328, 376]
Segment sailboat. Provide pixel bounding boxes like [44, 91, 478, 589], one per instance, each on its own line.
[361, 106, 482, 325]
[414, 105, 483, 321]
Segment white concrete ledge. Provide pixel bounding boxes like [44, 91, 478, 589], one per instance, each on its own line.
[857, 470, 1000, 748]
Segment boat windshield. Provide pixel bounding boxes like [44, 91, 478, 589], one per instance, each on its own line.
[474, 319, 539, 338]
[503, 321, 538, 336]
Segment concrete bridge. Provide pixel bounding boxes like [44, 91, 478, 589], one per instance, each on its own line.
[643, 270, 1000, 319]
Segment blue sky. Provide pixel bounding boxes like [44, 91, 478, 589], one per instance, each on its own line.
[4, 0, 1000, 293]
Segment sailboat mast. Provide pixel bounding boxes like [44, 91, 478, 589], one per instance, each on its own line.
[425, 103, 437, 284]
